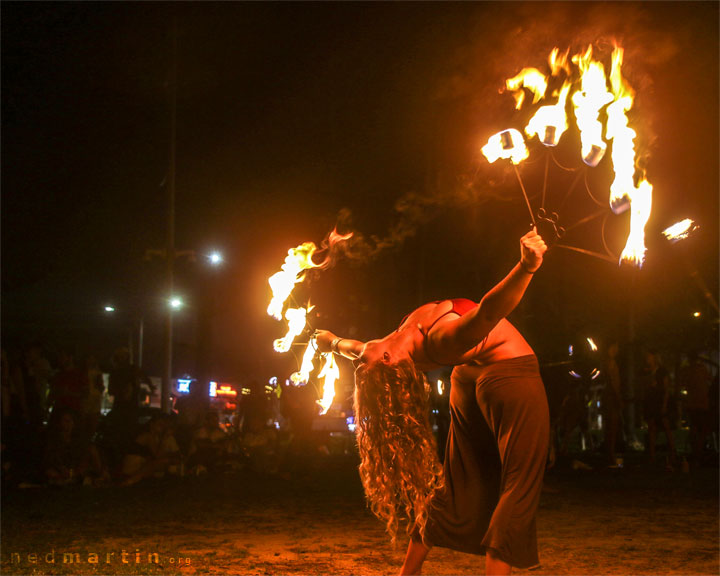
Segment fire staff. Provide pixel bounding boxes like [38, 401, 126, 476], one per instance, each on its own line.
[316, 229, 549, 576]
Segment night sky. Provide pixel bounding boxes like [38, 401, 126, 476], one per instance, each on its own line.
[2, 2, 718, 383]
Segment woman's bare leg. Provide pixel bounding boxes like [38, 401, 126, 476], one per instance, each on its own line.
[485, 549, 511, 575]
[399, 538, 430, 575]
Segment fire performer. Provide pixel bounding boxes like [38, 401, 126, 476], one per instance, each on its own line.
[316, 229, 548, 575]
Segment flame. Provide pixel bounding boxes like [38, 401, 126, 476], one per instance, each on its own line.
[482, 129, 528, 165]
[606, 46, 640, 215]
[525, 81, 571, 147]
[506, 68, 548, 110]
[267, 242, 319, 320]
[549, 47, 571, 77]
[662, 219, 697, 243]
[571, 45, 613, 166]
[619, 179, 652, 266]
[291, 337, 317, 385]
[317, 352, 339, 414]
[273, 306, 311, 353]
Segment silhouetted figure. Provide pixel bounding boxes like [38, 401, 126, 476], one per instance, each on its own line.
[24, 343, 53, 426]
[108, 348, 140, 415]
[189, 410, 229, 472]
[83, 354, 105, 441]
[174, 379, 209, 456]
[49, 351, 87, 420]
[679, 351, 712, 466]
[43, 410, 107, 486]
[120, 414, 181, 486]
[601, 342, 624, 466]
[643, 350, 677, 469]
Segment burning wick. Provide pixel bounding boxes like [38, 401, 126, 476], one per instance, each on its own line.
[662, 219, 697, 243]
[482, 129, 535, 226]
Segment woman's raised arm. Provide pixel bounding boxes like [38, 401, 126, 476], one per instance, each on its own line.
[427, 229, 547, 363]
[315, 330, 364, 360]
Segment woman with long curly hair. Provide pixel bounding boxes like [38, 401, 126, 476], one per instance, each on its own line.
[316, 229, 549, 575]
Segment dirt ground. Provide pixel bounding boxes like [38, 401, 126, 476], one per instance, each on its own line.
[2, 453, 718, 576]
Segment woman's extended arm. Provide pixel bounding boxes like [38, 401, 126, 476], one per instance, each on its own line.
[315, 330, 364, 360]
[427, 229, 547, 362]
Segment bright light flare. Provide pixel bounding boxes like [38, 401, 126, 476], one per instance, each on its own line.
[482, 129, 528, 165]
[436, 379, 444, 396]
[662, 219, 697, 243]
[104, 305, 116, 313]
[273, 307, 310, 353]
[317, 352, 339, 414]
[208, 251, 223, 265]
[169, 297, 183, 309]
[506, 68, 548, 109]
[586, 337, 598, 352]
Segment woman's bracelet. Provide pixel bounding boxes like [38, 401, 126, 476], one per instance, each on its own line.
[520, 260, 537, 274]
[331, 337, 344, 354]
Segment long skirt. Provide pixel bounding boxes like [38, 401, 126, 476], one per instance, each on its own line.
[423, 355, 549, 568]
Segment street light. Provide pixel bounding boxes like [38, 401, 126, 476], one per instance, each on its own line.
[207, 251, 223, 266]
[102, 305, 144, 369]
[169, 296, 184, 310]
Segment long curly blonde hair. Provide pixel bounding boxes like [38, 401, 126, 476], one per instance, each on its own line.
[354, 358, 444, 544]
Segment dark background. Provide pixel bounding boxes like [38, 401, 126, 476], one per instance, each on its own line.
[3, 1, 718, 384]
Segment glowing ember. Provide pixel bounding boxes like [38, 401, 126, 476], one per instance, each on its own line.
[317, 352, 339, 414]
[525, 81, 571, 147]
[267, 242, 319, 321]
[662, 218, 697, 243]
[571, 46, 613, 166]
[482, 129, 529, 165]
[273, 306, 310, 353]
[506, 68, 548, 110]
[619, 179, 652, 266]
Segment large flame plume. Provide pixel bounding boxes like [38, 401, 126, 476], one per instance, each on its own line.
[267, 229, 352, 414]
[485, 42, 656, 267]
[571, 45, 614, 167]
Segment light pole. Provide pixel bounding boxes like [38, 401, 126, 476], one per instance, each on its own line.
[103, 306, 144, 369]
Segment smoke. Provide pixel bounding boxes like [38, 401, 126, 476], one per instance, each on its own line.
[329, 171, 499, 263]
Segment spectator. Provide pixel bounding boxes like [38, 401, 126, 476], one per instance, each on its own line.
[24, 343, 53, 426]
[601, 342, 624, 466]
[679, 351, 712, 466]
[189, 410, 229, 472]
[643, 350, 677, 469]
[43, 410, 107, 486]
[108, 348, 140, 415]
[174, 380, 209, 456]
[119, 414, 181, 486]
[49, 351, 87, 421]
[83, 354, 105, 441]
